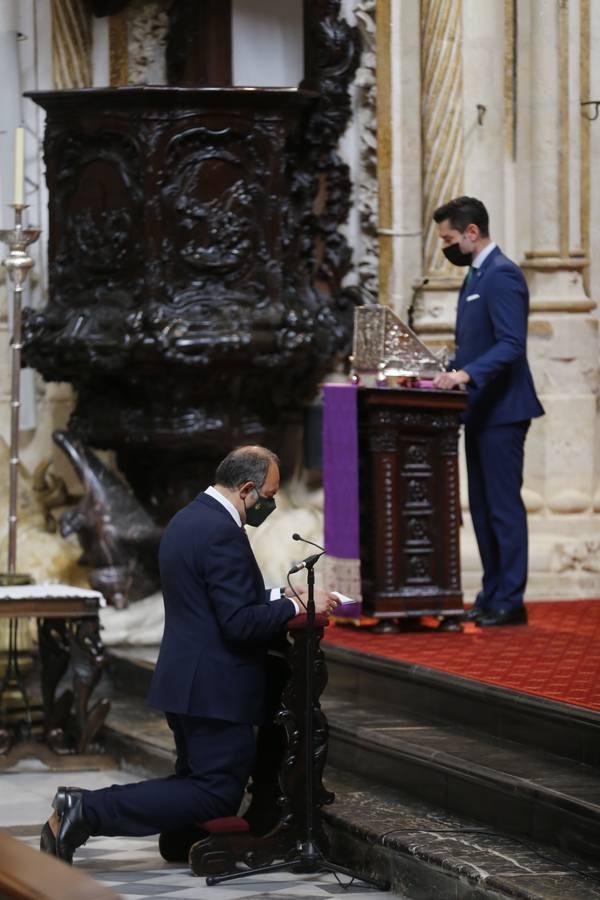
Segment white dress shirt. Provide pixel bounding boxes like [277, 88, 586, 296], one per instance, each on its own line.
[472, 241, 497, 270]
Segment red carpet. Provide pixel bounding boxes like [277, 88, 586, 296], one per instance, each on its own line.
[324, 600, 600, 712]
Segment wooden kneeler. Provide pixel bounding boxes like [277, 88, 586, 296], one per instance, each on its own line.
[160, 815, 296, 877]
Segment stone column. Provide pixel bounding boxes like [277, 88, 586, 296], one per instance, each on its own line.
[517, 0, 600, 593]
[17, 0, 93, 487]
[412, 0, 464, 346]
[50, 0, 92, 88]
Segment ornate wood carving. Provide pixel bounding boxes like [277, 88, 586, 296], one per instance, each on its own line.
[23, 1, 361, 521]
[358, 387, 467, 617]
[53, 430, 161, 607]
[0, 594, 109, 757]
[302, 1, 361, 307]
[353, 0, 378, 298]
[38, 615, 110, 755]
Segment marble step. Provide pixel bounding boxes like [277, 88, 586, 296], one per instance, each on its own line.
[105, 648, 600, 854]
[324, 643, 600, 766]
[108, 642, 600, 768]
[99, 692, 600, 900]
[325, 696, 600, 861]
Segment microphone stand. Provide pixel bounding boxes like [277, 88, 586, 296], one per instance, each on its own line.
[206, 554, 389, 890]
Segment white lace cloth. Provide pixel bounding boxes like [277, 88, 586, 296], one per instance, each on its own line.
[0, 584, 106, 606]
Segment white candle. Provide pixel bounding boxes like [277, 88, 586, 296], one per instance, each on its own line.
[13, 127, 24, 206]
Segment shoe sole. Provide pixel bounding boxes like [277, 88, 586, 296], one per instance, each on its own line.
[40, 821, 57, 855]
[51, 785, 77, 864]
[39, 786, 70, 856]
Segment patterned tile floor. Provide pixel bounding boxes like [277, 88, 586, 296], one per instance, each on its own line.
[2, 764, 398, 900]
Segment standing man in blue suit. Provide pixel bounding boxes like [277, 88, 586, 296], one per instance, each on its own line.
[41, 445, 338, 863]
[432, 197, 544, 627]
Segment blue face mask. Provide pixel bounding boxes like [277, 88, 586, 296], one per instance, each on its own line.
[244, 488, 276, 527]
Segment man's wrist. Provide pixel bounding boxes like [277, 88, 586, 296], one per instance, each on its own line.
[281, 587, 300, 615]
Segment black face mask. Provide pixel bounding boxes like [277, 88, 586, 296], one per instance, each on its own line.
[443, 241, 472, 267]
[244, 489, 276, 527]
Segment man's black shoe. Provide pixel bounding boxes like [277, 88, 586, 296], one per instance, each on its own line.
[464, 606, 486, 622]
[477, 606, 528, 627]
[437, 615, 463, 631]
[41, 786, 91, 864]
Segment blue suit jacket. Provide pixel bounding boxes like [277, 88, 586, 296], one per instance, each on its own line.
[453, 246, 544, 428]
[147, 492, 296, 724]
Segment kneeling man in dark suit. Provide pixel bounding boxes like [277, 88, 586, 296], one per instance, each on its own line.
[41, 445, 338, 863]
[432, 197, 544, 627]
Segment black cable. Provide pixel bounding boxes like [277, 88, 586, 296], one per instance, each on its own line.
[312, 845, 358, 891]
[286, 573, 307, 612]
[331, 870, 357, 890]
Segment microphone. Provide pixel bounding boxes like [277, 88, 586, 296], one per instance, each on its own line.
[288, 552, 324, 574]
[292, 533, 325, 552]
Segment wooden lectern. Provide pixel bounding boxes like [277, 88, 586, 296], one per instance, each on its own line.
[339, 305, 468, 623]
[357, 386, 466, 620]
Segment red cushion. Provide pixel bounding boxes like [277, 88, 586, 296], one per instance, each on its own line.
[197, 816, 250, 834]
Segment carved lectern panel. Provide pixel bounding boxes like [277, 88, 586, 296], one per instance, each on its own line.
[358, 388, 467, 618]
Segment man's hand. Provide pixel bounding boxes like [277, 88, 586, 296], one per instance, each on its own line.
[295, 589, 340, 616]
[432, 369, 470, 390]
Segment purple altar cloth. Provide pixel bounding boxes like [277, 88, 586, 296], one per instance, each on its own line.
[322, 384, 362, 619]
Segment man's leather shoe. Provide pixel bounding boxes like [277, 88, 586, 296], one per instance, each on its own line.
[477, 606, 528, 627]
[40, 786, 91, 864]
[464, 606, 486, 622]
[437, 616, 463, 631]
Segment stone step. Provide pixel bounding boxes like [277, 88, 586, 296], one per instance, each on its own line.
[109, 642, 600, 769]
[324, 643, 600, 766]
[99, 691, 600, 900]
[102, 696, 174, 778]
[325, 696, 600, 861]
[108, 647, 157, 700]
[104, 648, 600, 856]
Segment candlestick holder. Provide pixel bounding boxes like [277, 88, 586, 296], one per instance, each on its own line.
[1, 203, 41, 582]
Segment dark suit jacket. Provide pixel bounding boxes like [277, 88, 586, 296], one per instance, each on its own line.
[452, 245, 544, 428]
[147, 492, 296, 724]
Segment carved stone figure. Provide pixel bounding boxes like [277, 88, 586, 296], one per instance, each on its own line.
[53, 430, 162, 607]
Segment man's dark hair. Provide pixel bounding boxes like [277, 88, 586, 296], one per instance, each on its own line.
[433, 196, 490, 237]
[215, 446, 280, 490]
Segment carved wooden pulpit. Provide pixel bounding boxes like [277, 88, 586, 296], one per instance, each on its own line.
[22, 1, 361, 527]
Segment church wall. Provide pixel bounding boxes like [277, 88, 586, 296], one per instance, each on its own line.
[365, 0, 600, 599]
